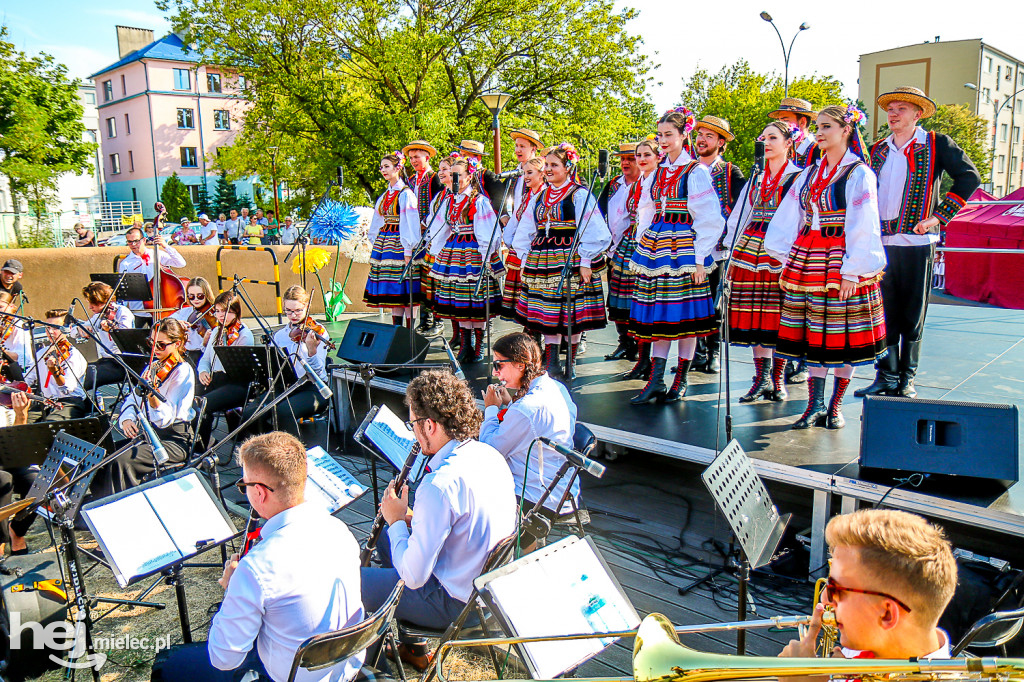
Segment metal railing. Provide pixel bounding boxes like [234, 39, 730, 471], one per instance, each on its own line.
[215, 245, 283, 323]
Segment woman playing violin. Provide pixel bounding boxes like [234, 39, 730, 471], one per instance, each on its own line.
[81, 281, 136, 392]
[195, 292, 254, 449]
[25, 309, 90, 421]
[170, 276, 217, 365]
[93, 318, 195, 499]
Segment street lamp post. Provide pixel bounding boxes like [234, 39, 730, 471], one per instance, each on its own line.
[268, 146, 282, 229]
[964, 82, 1024, 193]
[478, 91, 513, 173]
[759, 12, 810, 97]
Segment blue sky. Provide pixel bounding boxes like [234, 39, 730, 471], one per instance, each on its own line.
[5, 0, 1024, 113]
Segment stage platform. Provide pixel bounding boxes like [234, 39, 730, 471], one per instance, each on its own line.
[326, 302, 1024, 574]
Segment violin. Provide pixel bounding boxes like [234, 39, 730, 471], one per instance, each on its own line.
[148, 355, 182, 391]
[187, 305, 218, 334]
[99, 303, 122, 333]
[0, 380, 62, 410]
[289, 317, 336, 350]
[44, 338, 73, 379]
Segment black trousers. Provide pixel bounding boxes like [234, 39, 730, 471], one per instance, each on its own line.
[197, 372, 249, 447]
[86, 357, 126, 392]
[92, 422, 191, 500]
[6, 466, 39, 538]
[880, 243, 934, 347]
[238, 383, 325, 438]
[31, 396, 90, 422]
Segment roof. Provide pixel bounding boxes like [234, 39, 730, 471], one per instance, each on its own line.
[90, 33, 207, 80]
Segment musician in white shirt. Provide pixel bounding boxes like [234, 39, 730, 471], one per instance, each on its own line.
[196, 291, 255, 448]
[117, 227, 187, 326]
[25, 309, 90, 420]
[80, 281, 136, 391]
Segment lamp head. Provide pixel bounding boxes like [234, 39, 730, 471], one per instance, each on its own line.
[759, 11, 773, 21]
[963, 82, 978, 90]
[478, 91, 513, 116]
[799, 22, 810, 30]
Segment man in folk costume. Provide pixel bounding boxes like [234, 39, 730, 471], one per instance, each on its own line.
[769, 97, 820, 168]
[855, 86, 980, 399]
[404, 139, 446, 336]
[598, 142, 641, 218]
[692, 115, 744, 374]
[456, 139, 510, 215]
[502, 128, 545, 222]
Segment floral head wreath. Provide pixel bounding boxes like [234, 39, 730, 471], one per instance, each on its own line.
[757, 121, 804, 144]
[553, 141, 580, 169]
[843, 103, 866, 126]
[445, 152, 480, 175]
[389, 150, 406, 164]
[663, 106, 696, 134]
[642, 134, 666, 160]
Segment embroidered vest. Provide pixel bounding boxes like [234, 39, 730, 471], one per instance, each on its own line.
[447, 194, 479, 238]
[411, 171, 436, 225]
[650, 163, 699, 225]
[798, 163, 862, 238]
[377, 189, 404, 229]
[869, 131, 940, 236]
[710, 161, 735, 219]
[533, 185, 581, 234]
[793, 140, 819, 169]
[748, 171, 800, 232]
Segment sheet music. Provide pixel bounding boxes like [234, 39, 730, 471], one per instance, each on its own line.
[83, 493, 182, 587]
[144, 472, 236, 556]
[305, 446, 367, 514]
[361, 405, 423, 473]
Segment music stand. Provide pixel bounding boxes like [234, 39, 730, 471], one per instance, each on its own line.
[0, 416, 109, 470]
[24, 430, 109, 523]
[353, 405, 425, 509]
[698, 439, 790, 654]
[89, 272, 151, 304]
[214, 344, 272, 389]
[110, 328, 151, 357]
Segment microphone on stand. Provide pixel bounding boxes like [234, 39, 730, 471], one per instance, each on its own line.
[440, 338, 466, 381]
[536, 436, 606, 478]
[451, 171, 461, 194]
[496, 168, 523, 180]
[753, 140, 765, 175]
[138, 413, 169, 465]
[297, 356, 333, 399]
[597, 149, 610, 179]
[336, 166, 344, 188]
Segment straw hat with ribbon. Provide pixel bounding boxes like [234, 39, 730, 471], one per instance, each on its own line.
[509, 128, 543, 149]
[693, 115, 735, 142]
[401, 140, 438, 158]
[876, 86, 937, 119]
[612, 141, 640, 156]
[456, 139, 486, 156]
[768, 97, 817, 120]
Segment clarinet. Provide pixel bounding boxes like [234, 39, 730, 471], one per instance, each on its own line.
[360, 443, 422, 567]
[240, 508, 261, 557]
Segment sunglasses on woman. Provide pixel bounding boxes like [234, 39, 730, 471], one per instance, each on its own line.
[147, 339, 175, 351]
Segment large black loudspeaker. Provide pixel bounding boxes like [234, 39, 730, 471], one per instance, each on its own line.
[860, 395, 1019, 483]
[336, 320, 430, 365]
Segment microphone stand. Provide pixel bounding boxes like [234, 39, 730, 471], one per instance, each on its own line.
[285, 179, 337, 290]
[472, 177, 517, 365]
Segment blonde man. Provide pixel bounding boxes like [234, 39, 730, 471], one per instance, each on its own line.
[781, 508, 956, 670]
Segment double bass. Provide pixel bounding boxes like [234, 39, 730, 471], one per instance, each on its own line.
[140, 204, 187, 319]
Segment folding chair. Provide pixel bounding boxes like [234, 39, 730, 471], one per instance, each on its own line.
[952, 606, 1024, 656]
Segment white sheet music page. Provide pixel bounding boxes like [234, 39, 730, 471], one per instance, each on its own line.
[82, 493, 182, 587]
[144, 472, 235, 556]
[305, 446, 367, 513]
[363, 405, 424, 474]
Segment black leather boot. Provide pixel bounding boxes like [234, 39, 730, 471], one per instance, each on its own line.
[456, 327, 473, 363]
[827, 376, 851, 429]
[630, 357, 667, 405]
[468, 328, 485, 364]
[449, 321, 461, 349]
[544, 343, 562, 378]
[605, 324, 634, 360]
[896, 340, 921, 398]
[785, 358, 809, 384]
[739, 357, 772, 403]
[660, 359, 691, 402]
[416, 307, 431, 333]
[692, 339, 709, 371]
[564, 342, 579, 381]
[769, 356, 788, 401]
[627, 341, 651, 380]
[793, 376, 827, 429]
[853, 345, 899, 397]
[705, 345, 721, 374]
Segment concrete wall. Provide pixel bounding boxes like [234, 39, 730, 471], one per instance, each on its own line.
[0, 246, 373, 321]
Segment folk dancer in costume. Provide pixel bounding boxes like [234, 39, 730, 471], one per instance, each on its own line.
[362, 152, 423, 326]
[195, 292, 255, 450]
[721, 122, 803, 403]
[765, 105, 887, 430]
[159, 432, 365, 682]
[25, 309, 91, 421]
[695, 115, 745, 375]
[481, 332, 579, 547]
[502, 156, 546, 323]
[0, 291, 32, 382]
[602, 141, 644, 362]
[455, 139, 510, 214]
[117, 226, 187, 328]
[512, 143, 611, 381]
[404, 140, 446, 336]
[627, 109, 725, 404]
[169, 276, 217, 366]
[428, 154, 503, 364]
[779, 509, 954, 670]
[500, 129, 545, 322]
[93, 318, 195, 497]
[855, 87, 980, 399]
[81, 281, 135, 391]
[361, 370, 515, 670]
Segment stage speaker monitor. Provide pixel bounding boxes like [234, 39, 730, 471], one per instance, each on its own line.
[860, 395, 1019, 483]
[335, 319, 430, 366]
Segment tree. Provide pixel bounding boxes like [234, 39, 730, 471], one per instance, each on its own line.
[0, 25, 95, 245]
[160, 173, 194, 222]
[875, 104, 991, 189]
[197, 182, 215, 217]
[158, 0, 654, 200]
[212, 171, 237, 215]
[677, 60, 845, 172]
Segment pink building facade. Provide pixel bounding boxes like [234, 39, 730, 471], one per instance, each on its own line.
[90, 33, 253, 214]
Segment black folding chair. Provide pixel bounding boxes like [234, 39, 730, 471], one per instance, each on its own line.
[953, 607, 1024, 656]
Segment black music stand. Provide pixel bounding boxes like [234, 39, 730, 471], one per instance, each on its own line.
[89, 272, 151, 305]
[353, 405, 424, 509]
[109, 328, 150, 357]
[214, 344, 271, 388]
[0, 416, 109, 470]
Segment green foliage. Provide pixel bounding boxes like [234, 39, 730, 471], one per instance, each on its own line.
[677, 60, 846, 172]
[212, 171, 238, 216]
[197, 183, 215, 217]
[158, 0, 654, 204]
[0, 25, 95, 245]
[876, 104, 991, 188]
[160, 173, 194, 222]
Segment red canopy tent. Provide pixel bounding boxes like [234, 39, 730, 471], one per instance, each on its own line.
[943, 187, 1024, 308]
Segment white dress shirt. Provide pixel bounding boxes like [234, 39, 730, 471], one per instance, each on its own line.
[117, 246, 187, 314]
[634, 151, 725, 263]
[608, 172, 654, 252]
[511, 181, 612, 268]
[841, 628, 950, 659]
[85, 304, 136, 358]
[25, 344, 88, 401]
[117, 358, 195, 429]
[1, 322, 34, 371]
[388, 438, 516, 602]
[198, 323, 255, 375]
[480, 374, 580, 513]
[170, 305, 215, 351]
[877, 126, 935, 247]
[765, 149, 886, 282]
[272, 326, 328, 382]
[721, 161, 804, 250]
[367, 181, 420, 258]
[427, 191, 500, 260]
[208, 502, 365, 682]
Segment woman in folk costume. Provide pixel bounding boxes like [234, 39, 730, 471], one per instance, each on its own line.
[404, 140, 446, 335]
[503, 156, 546, 321]
[627, 109, 725, 405]
[607, 138, 660, 377]
[765, 104, 887, 430]
[722, 121, 804, 403]
[428, 153, 503, 363]
[363, 151, 422, 325]
[512, 142, 611, 380]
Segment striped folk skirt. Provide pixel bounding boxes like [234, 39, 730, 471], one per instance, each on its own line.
[364, 224, 422, 307]
[515, 233, 607, 334]
[429, 233, 502, 322]
[727, 223, 784, 348]
[775, 231, 886, 367]
[501, 249, 525, 321]
[606, 232, 639, 323]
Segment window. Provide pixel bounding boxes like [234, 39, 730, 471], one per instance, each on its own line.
[238, 75, 246, 91]
[998, 155, 1006, 173]
[997, 65, 1002, 89]
[86, 130, 97, 143]
[102, 80, 113, 102]
[131, 187, 138, 202]
[105, 117, 116, 138]
[986, 56, 994, 72]
[128, 150, 134, 172]
[1012, 157, 1019, 176]
[124, 113, 131, 135]
[187, 185, 200, 204]
[206, 72, 222, 93]
[1015, 126, 1021, 143]
[120, 74, 126, 95]
[110, 153, 121, 174]
[84, 91, 95, 105]
[173, 68, 191, 90]
[213, 110, 230, 130]
[180, 147, 198, 168]
[1001, 124, 1009, 142]
[177, 108, 195, 129]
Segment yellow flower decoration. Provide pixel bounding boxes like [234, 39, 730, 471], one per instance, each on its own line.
[291, 247, 332, 274]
